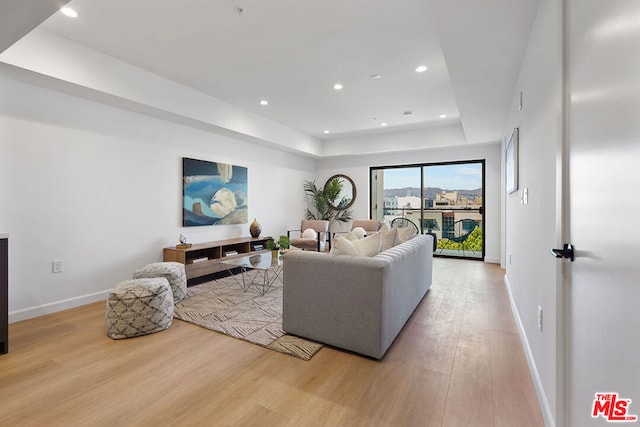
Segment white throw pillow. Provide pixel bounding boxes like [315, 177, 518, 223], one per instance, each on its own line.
[352, 232, 382, 256]
[344, 231, 359, 241]
[379, 226, 398, 252]
[393, 225, 417, 246]
[331, 233, 382, 256]
[302, 228, 317, 239]
[330, 234, 360, 256]
[351, 227, 366, 239]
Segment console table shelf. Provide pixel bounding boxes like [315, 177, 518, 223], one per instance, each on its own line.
[163, 236, 270, 282]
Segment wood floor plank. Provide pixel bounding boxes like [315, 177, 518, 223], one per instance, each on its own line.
[491, 330, 545, 427]
[0, 258, 543, 426]
[441, 339, 494, 427]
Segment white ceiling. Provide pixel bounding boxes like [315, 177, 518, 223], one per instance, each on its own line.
[3, 0, 540, 146]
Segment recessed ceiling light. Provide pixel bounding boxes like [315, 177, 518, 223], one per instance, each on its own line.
[415, 65, 428, 73]
[259, 100, 268, 106]
[333, 83, 343, 91]
[381, 122, 388, 127]
[439, 114, 447, 119]
[403, 111, 413, 117]
[369, 74, 381, 79]
[60, 7, 78, 18]
[323, 130, 330, 134]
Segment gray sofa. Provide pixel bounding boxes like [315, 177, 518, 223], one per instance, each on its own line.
[282, 234, 433, 359]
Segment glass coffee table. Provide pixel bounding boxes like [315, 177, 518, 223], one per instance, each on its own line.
[220, 252, 283, 295]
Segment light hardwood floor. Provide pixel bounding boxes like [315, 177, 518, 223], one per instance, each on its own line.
[0, 258, 543, 427]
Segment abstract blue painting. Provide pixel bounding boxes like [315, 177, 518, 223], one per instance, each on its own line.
[183, 157, 248, 227]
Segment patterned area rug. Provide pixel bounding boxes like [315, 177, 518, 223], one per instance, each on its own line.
[173, 273, 323, 361]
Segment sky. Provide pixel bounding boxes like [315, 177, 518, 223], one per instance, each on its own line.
[382, 163, 482, 190]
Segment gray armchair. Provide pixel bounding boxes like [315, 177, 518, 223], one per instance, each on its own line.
[288, 220, 331, 251]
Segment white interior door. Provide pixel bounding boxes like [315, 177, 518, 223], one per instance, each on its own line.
[566, 0, 640, 425]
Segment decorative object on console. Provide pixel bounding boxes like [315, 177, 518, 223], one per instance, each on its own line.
[183, 157, 248, 227]
[249, 218, 262, 238]
[176, 234, 192, 249]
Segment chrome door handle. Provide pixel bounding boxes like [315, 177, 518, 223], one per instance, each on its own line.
[551, 243, 574, 261]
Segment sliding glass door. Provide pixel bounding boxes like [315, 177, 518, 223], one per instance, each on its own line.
[370, 160, 484, 259]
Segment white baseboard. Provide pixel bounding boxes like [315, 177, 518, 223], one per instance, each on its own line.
[8, 289, 111, 323]
[504, 275, 555, 427]
[484, 256, 501, 264]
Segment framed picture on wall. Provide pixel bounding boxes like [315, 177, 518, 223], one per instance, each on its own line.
[505, 128, 519, 194]
[182, 157, 248, 227]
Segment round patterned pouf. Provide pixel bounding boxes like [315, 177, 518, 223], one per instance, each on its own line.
[105, 278, 174, 339]
[133, 262, 187, 303]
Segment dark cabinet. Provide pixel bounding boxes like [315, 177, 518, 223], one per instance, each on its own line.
[1, 236, 7, 354]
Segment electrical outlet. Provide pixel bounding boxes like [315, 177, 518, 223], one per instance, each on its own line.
[523, 188, 529, 204]
[52, 259, 64, 273]
[537, 306, 543, 331]
[509, 254, 512, 265]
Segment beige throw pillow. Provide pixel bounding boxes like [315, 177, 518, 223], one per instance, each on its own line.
[353, 232, 382, 256]
[379, 226, 398, 252]
[330, 232, 382, 257]
[330, 234, 360, 256]
[344, 231, 359, 241]
[393, 225, 417, 246]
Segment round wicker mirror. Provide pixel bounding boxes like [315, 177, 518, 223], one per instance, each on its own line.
[324, 174, 356, 210]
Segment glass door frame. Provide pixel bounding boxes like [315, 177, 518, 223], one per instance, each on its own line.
[369, 159, 486, 260]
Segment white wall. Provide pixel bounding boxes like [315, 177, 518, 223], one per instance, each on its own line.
[503, 0, 562, 425]
[316, 142, 502, 263]
[321, 122, 467, 156]
[0, 28, 322, 157]
[0, 74, 314, 321]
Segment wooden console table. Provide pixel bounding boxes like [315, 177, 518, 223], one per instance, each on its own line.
[163, 236, 270, 283]
[1, 233, 8, 354]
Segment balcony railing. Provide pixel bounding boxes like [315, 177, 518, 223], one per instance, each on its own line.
[380, 207, 483, 258]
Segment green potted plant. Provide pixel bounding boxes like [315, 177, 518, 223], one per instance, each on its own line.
[303, 178, 353, 224]
[265, 237, 279, 257]
[278, 235, 290, 253]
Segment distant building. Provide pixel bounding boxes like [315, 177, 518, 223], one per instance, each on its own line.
[435, 191, 459, 207]
[396, 196, 421, 210]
